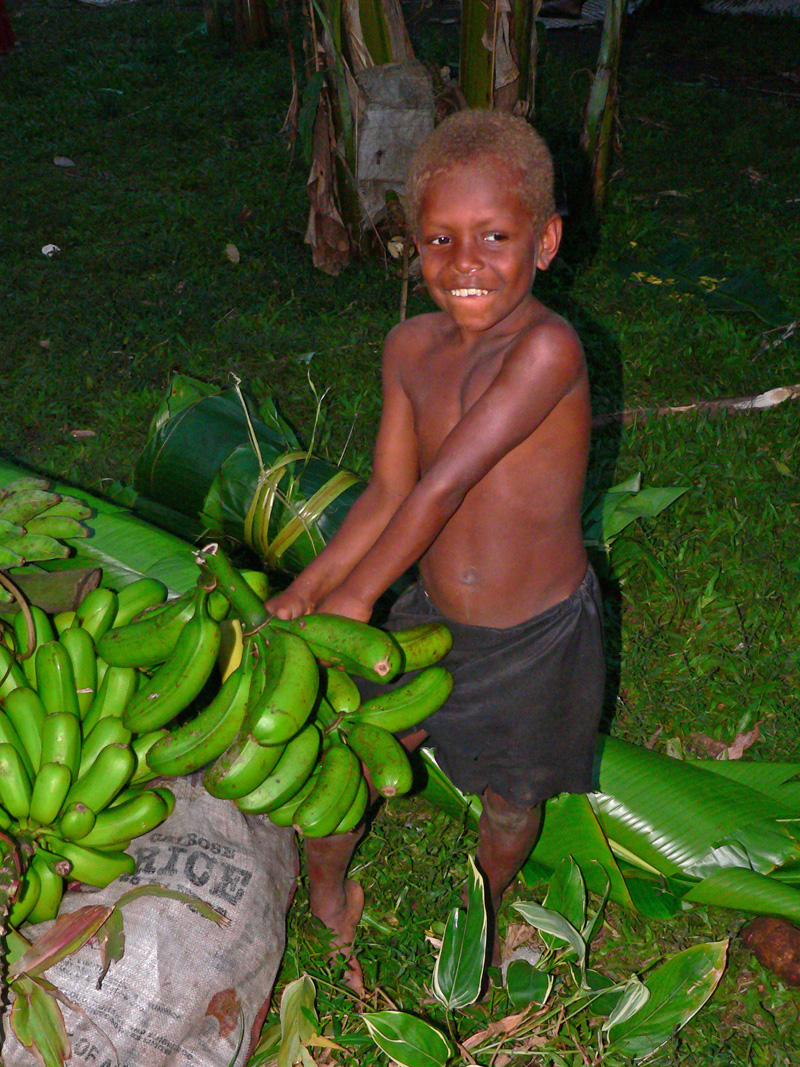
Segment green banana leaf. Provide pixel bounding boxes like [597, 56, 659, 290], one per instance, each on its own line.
[419, 740, 800, 925]
[0, 455, 200, 595]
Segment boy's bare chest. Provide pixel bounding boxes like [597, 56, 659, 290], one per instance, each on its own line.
[405, 341, 506, 458]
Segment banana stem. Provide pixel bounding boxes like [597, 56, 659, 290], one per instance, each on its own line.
[196, 544, 270, 632]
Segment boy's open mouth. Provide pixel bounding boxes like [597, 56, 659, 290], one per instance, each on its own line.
[449, 288, 490, 297]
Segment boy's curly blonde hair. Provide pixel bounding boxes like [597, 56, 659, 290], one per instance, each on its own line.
[406, 110, 555, 238]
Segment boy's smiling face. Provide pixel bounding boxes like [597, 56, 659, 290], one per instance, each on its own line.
[415, 157, 561, 336]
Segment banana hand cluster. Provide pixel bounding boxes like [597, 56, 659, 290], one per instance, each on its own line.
[142, 548, 457, 840]
[0, 477, 92, 585]
[0, 578, 181, 927]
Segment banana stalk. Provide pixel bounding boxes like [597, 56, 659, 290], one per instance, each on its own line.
[579, 0, 628, 214]
[459, 0, 540, 114]
[420, 737, 800, 924]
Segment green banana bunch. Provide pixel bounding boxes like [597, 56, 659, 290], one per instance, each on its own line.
[391, 622, 453, 671]
[343, 721, 413, 798]
[97, 589, 196, 668]
[146, 647, 255, 777]
[0, 597, 179, 925]
[269, 613, 403, 683]
[352, 665, 454, 733]
[122, 594, 221, 733]
[293, 741, 363, 837]
[245, 630, 319, 746]
[235, 722, 321, 814]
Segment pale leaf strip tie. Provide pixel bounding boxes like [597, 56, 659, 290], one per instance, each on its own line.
[243, 452, 359, 566]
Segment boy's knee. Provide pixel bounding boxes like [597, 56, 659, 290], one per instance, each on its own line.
[481, 787, 540, 835]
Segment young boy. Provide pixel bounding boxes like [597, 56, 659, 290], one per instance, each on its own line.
[265, 110, 605, 993]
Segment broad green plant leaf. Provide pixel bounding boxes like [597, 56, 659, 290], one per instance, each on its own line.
[601, 976, 650, 1032]
[683, 867, 800, 920]
[605, 940, 728, 1060]
[511, 900, 587, 972]
[431, 854, 487, 1009]
[506, 958, 552, 1009]
[9, 975, 70, 1067]
[542, 856, 585, 951]
[362, 1011, 452, 1067]
[278, 975, 318, 1067]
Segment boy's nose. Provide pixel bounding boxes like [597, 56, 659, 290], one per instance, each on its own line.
[450, 237, 483, 274]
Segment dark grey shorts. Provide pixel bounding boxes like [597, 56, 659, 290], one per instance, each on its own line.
[377, 567, 605, 809]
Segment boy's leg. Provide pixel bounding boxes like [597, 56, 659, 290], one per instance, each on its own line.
[304, 726, 429, 996]
[476, 787, 542, 967]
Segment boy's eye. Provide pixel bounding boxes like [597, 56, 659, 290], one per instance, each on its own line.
[485, 232, 507, 243]
[429, 235, 450, 247]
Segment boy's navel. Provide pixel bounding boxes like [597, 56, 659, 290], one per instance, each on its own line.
[460, 567, 478, 586]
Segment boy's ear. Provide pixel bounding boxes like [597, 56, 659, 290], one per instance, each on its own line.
[535, 213, 562, 271]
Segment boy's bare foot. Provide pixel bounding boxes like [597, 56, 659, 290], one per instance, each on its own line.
[310, 877, 366, 996]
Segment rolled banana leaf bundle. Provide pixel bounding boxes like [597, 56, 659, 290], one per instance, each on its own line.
[420, 738, 800, 926]
[128, 374, 364, 575]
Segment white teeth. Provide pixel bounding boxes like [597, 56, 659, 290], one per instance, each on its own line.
[449, 288, 489, 297]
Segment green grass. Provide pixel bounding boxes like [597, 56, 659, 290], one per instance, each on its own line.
[2, 1, 800, 1063]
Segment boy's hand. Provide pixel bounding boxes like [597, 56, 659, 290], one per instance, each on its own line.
[264, 587, 312, 620]
[316, 586, 373, 623]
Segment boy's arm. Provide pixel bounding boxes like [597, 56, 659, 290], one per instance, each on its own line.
[264, 332, 419, 619]
[317, 320, 585, 620]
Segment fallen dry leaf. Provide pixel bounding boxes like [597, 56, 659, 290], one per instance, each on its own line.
[68, 429, 96, 440]
[503, 922, 539, 954]
[225, 243, 240, 263]
[53, 156, 75, 168]
[462, 1009, 531, 1049]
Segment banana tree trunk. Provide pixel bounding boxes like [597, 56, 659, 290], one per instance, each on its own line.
[580, 0, 627, 212]
[459, 0, 541, 114]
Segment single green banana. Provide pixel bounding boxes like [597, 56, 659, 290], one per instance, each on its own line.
[80, 789, 170, 848]
[203, 730, 286, 800]
[0, 710, 35, 781]
[42, 837, 135, 888]
[59, 625, 97, 719]
[97, 590, 195, 668]
[0, 543, 25, 569]
[391, 621, 453, 672]
[29, 762, 73, 828]
[0, 806, 11, 831]
[78, 717, 133, 779]
[293, 742, 363, 837]
[323, 667, 361, 715]
[13, 532, 71, 563]
[122, 597, 221, 733]
[0, 742, 32, 820]
[4, 687, 46, 771]
[64, 742, 135, 812]
[53, 610, 76, 635]
[265, 769, 319, 827]
[332, 775, 370, 834]
[246, 630, 319, 746]
[207, 589, 232, 622]
[0, 489, 61, 524]
[8, 863, 42, 927]
[112, 578, 169, 629]
[129, 730, 168, 785]
[39, 713, 82, 780]
[12, 605, 55, 685]
[235, 723, 321, 814]
[24, 514, 88, 540]
[151, 785, 176, 818]
[73, 587, 118, 642]
[270, 614, 402, 684]
[58, 802, 97, 841]
[146, 655, 254, 777]
[343, 721, 413, 798]
[80, 665, 138, 735]
[0, 644, 27, 701]
[26, 852, 65, 923]
[354, 665, 454, 733]
[241, 568, 271, 600]
[0, 476, 50, 495]
[39, 496, 92, 520]
[35, 640, 80, 719]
